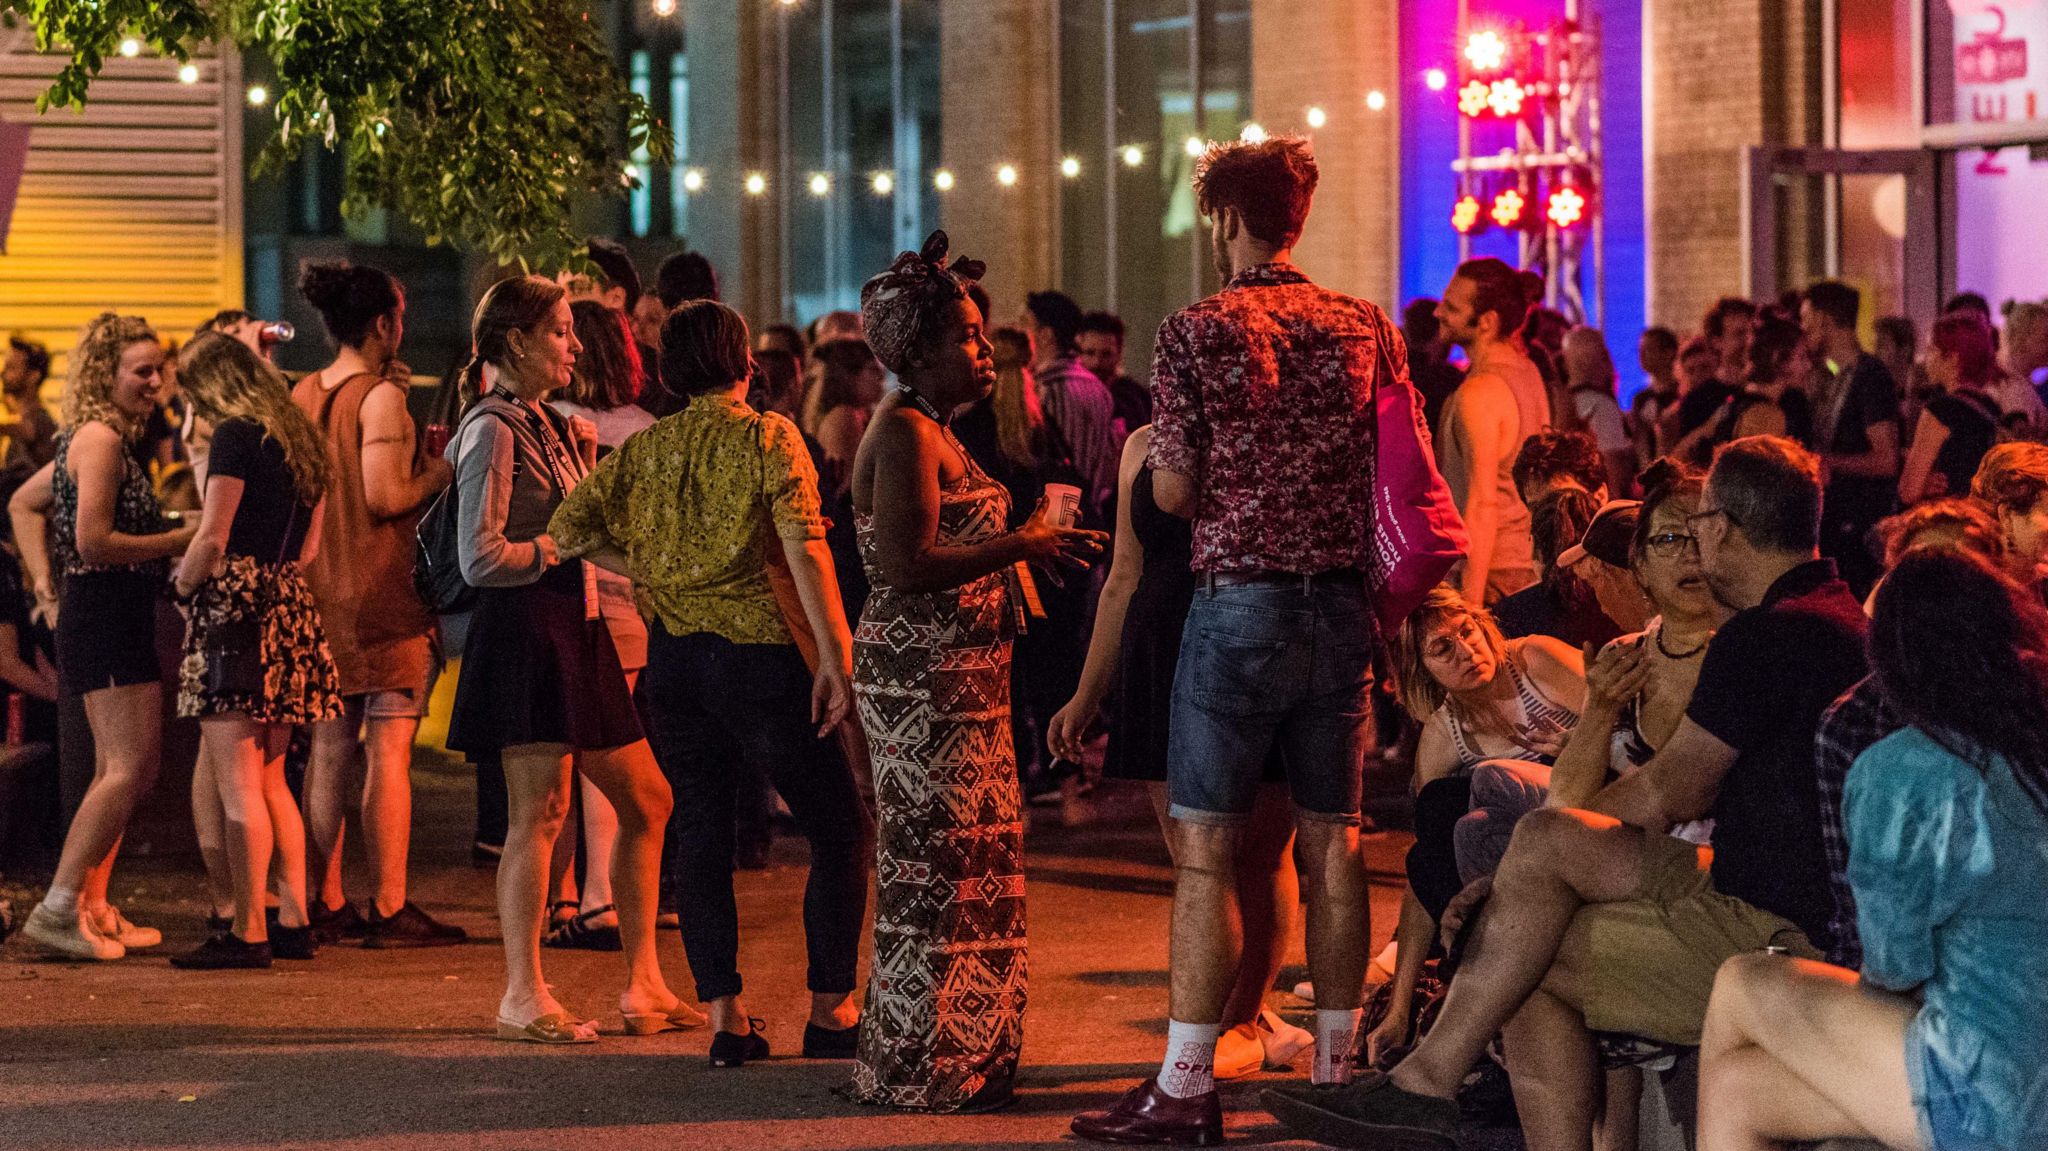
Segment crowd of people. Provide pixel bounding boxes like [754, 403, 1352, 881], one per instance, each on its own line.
[2, 130, 2043, 1150]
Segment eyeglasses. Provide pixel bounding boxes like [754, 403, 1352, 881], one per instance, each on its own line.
[1643, 531, 1699, 558]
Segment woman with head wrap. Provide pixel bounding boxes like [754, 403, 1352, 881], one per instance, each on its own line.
[839, 233, 1106, 1112]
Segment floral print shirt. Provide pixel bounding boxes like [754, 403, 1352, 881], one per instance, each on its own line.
[549, 395, 827, 646]
[1147, 262, 1392, 573]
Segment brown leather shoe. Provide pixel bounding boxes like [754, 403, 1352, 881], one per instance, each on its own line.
[1071, 1077, 1224, 1146]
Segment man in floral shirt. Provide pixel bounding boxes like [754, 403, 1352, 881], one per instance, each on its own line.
[1073, 135, 1412, 1146]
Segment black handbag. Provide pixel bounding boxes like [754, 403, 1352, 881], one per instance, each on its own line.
[413, 407, 523, 616]
[202, 502, 296, 697]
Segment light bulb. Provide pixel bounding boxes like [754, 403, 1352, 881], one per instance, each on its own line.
[1239, 122, 1267, 144]
[1060, 156, 1082, 179]
[996, 164, 1019, 187]
[1184, 136, 1205, 158]
[933, 168, 956, 191]
[1366, 89, 1388, 112]
[870, 171, 894, 195]
[681, 168, 705, 193]
[651, 0, 677, 15]
[177, 63, 200, 85]
[118, 38, 142, 58]
[808, 172, 831, 197]
[246, 84, 269, 107]
[744, 172, 768, 196]
[1305, 106, 1327, 129]
[1121, 145, 1145, 168]
[1425, 68, 1449, 92]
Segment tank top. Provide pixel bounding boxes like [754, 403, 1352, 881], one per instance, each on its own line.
[293, 370, 436, 691]
[51, 425, 170, 578]
[1438, 350, 1548, 588]
[1439, 642, 1580, 770]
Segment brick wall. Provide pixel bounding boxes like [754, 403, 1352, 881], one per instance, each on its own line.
[938, 0, 1061, 319]
[1249, 0, 1401, 310]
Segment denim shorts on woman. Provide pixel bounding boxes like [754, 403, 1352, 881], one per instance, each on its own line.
[1165, 580, 1378, 825]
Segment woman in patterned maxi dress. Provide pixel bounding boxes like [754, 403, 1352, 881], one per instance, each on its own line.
[841, 232, 1106, 1112]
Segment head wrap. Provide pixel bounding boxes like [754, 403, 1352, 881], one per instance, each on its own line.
[859, 230, 986, 374]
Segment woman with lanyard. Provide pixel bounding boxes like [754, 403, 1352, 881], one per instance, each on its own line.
[446, 276, 688, 1044]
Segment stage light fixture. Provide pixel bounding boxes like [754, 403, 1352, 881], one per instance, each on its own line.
[1452, 194, 1486, 235]
[1487, 77, 1527, 118]
[1464, 30, 1507, 74]
[1546, 184, 1589, 229]
[1490, 186, 1527, 229]
[652, 0, 677, 15]
[1184, 136, 1205, 158]
[1458, 80, 1490, 117]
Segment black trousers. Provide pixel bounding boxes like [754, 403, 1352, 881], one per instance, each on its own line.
[639, 625, 871, 1002]
[1407, 775, 1474, 921]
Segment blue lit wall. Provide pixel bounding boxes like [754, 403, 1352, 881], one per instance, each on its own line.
[1400, 0, 1648, 399]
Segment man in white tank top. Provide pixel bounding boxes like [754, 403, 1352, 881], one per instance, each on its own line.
[1435, 259, 1551, 605]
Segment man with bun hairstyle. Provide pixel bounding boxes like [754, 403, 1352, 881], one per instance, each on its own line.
[1436, 258, 1552, 604]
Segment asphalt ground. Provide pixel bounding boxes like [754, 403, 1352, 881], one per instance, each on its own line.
[1, 750, 1423, 1151]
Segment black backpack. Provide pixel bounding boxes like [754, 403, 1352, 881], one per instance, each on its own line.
[413, 407, 515, 615]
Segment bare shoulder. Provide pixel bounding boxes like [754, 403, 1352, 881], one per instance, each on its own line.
[1521, 634, 1586, 676]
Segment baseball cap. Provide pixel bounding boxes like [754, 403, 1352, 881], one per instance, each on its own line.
[1558, 499, 1642, 569]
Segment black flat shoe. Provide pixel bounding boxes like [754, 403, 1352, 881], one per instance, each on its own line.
[171, 932, 272, 970]
[708, 1019, 770, 1068]
[801, 1018, 860, 1059]
[309, 900, 368, 943]
[270, 924, 319, 960]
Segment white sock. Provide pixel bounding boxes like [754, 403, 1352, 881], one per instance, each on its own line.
[1158, 1019, 1222, 1098]
[42, 886, 79, 916]
[1313, 1008, 1362, 1085]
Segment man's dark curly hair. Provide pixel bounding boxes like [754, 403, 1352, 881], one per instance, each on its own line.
[1193, 136, 1318, 249]
[1512, 430, 1607, 501]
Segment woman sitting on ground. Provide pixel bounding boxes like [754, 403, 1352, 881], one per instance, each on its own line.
[1697, 547, 2048, 1151]
[1366, 590, 1584, 1065]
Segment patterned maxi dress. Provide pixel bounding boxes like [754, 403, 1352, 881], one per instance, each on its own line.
[843, 446, 1025, 1112]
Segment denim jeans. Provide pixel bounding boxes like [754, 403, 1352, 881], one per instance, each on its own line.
[1453, 758, 1552, 885]
[638, 625, 871, 1002]
[1166, 579, 1378, 825]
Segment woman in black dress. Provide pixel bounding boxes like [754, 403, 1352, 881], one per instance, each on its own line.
[12, 315, 196, 962]
[1046, 425, 1312, 1080]
[169, 332, 344, 969]
[447, 276, 687, 1044]
[1900, 313, 2003, 506]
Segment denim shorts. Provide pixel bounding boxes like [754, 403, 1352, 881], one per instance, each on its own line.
[1165, 580, 1378, 825]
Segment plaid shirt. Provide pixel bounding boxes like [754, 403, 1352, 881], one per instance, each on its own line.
[1147, 262, 1392, 573]
[1813, 675, 1904, 969]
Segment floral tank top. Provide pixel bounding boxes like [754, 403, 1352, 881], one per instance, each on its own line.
[51, 426, 171, 578]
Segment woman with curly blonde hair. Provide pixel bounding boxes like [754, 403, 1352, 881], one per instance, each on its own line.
[167, 332, 344, 968]
[10, 314, 197, 961]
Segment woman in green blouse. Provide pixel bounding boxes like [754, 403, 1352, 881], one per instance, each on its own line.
[552, 299, 871, 1070]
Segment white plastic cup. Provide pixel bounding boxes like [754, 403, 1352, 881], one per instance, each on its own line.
[1043, 483, 1083, 528]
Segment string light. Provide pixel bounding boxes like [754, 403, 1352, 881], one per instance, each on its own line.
[1239, 122, 1267, 143]
[177, 63, 200, 85]
[1121, 144, 1145, 168]
[1304, 106, 1327, 129]
[118, 38, 142, 58]
[1366, 90, 1388, 112]
[245, 84, 268, 106]
[1425, 68, 1449, 92]
[933, 168, 956, 191]
[744, 172, 768, 196]
[870, 171, 894, 195]
[1060, 155, 1082, 179]
[807, 172, 831, 197]
[681, 167, 705, 193]
[996, 163, 1019, 187]
[1183, 136, 1205, 158]
[651, 0, 677, 15]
